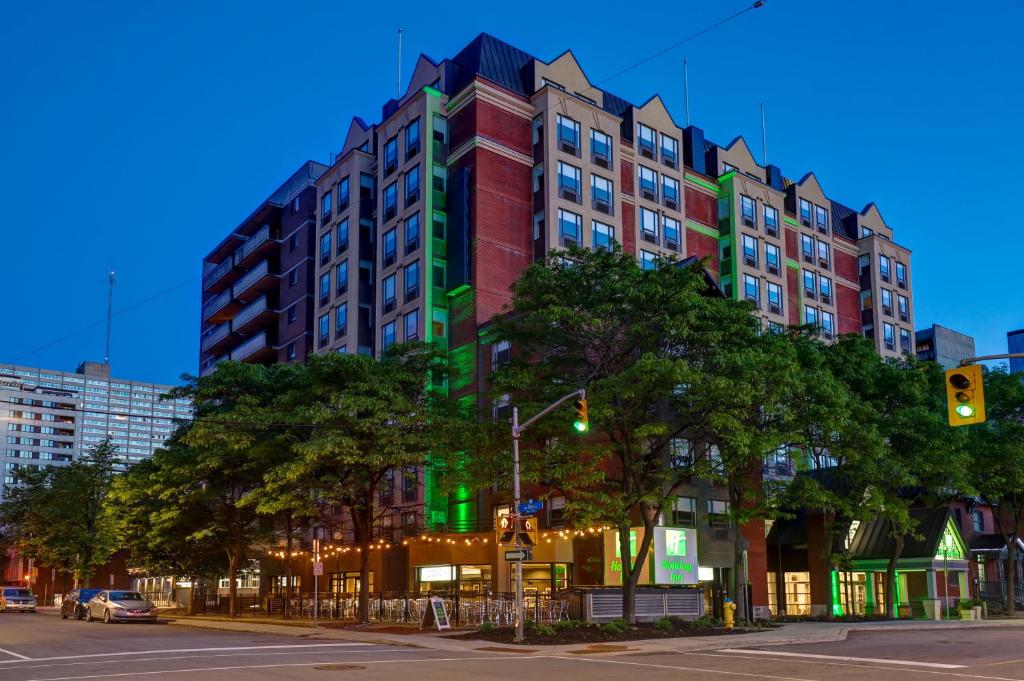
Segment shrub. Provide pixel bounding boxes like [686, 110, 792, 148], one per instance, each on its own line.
[654, 616, 674, 630]
[479, 621, 496, 632]
[601, 618, 631, 634]
[692, 614, 722, 628]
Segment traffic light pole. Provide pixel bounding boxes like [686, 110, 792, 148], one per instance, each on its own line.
[959, 354, 1024, 366]
[510, 389, 585, 643]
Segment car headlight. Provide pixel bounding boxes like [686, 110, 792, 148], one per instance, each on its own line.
[113, 607, 126, 612]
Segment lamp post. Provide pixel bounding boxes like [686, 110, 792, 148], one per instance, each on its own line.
[510, 388, 586, 643]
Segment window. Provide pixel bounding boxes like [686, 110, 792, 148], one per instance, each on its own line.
[337, 218, 349, 253]
[432, 210, 446, 239]
[767, 282, 783, 315]
[590, 128, 612, 167]
[592, 220, 615, 250]
[320, 231, 331, 264]
[660, 133, 678, 168]
[743, 274, 760, 306]
[382, 228, 397, 267]
[819, 274, 833, 304]
[708, 499, 731, 538]
[432, 113, 447, 143]
[383, 136, 398, 175]
[763, 205, 779, 235]
[336, 302, 348, 337]
[591, 174, 613, 214]
[556, 114, 580, 154]
[881, 288, 893, 316]
[287, 305, 298, 324]
[557, 162, 582, 202]
[492, 339, 511, 366]
[432, 259, 445, 288]
[558, 209, 582, 246]
[382, 274, 397, 311]
[817, 240, 830, 268]
[432, 308, 447, 339]
[741, 195, 756, 226]
[722, 162, 736, 174]
[288, 269, 299, 287]
[287, 342, 297, 361]
[319, 272, 331, 305]
[742, 234, 758, 267]
[336, 260, 348, 294]
[404, 213, 420, 253]
[404, 260, 420, 301]
[973, 509, 985, 532]
[640, 250, 658, 270]
[404, 309, 419, 341]
[861, 226, 873, 238]
[640, 207, 659, 242]
[821, 311, 835, 339]
[765, 243, 781, 274]
[432, 164, 446, 192]
[814, 204, 829, 234]
[318, 314, 329, 347]
[899, 328, 911, 353]
[799, 198, 812, 226]
[638, 166, 657, 201]
[405, 118, 420, 159]
[883, 322, 896, 350]
[383, 183, 397, 221]
[895, 261, 907, 288]
[801, 234, 814, 262]
[289, 232, 299, 251]
[897, 294, 909, 321]
[662, 175, 680, 210]
[879, 255, 892, 282]
[805, 305, 818, 327]
[405, 165, 420, 205]
[672, 497, 696, 526]
[381, 321, 397, 351]
[338, 176, 350, 211]
[637, 123, 656, 159]
[321, 191, 332, 221]
[663, 216, 681, 250]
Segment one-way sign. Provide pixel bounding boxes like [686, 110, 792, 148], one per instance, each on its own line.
[504, 549, 531, 562]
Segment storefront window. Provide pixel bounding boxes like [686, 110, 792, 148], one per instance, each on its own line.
[510, 563, 571, 595]
[328, 571, 373, 594]
[783, 571, 811, 615]
[415, 564, 495, 594]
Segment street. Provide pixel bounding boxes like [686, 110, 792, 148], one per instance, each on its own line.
[5, 613, 1024, 680]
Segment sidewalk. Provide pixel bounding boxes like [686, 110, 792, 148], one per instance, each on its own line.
[164, 614, 1024, 656]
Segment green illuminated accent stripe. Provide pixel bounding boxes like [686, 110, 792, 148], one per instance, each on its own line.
[423, 85, 442, 98]
[686, 220, 719, 239]
[717, 170, 738, 183]
[831, 571, 844, 616]
[446, 283, 472, 298]
[786, 259, 800, 270]
[894, 571, 902, 617]
[783, 216, 799, 227]
[684, 173, 719, 192]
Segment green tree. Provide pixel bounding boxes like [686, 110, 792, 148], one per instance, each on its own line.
[489, 246, 799, 623]
[967, 367, 1024, 616]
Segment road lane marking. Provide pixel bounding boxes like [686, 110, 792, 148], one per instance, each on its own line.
[0, 647, 31, 660]
[714, 648, 966, 669]
[554, 656, 819, 680]
[0, 643, 379, 665]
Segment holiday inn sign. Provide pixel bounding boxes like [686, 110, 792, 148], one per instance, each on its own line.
[603, 526, 699, 586]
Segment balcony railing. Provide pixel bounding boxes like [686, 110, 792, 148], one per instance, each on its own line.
[235, 224, 272, 265]
[202, 259, 233, 291]
[201, 290, 232, 322]
[231, 331, 268, 361]
[233, 260, 271, 299]
[200, 354, 228, 377]
[232, 295, 269, 331]
[200, 322, 231, 352]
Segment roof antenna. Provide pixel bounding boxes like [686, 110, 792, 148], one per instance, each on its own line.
[397, 28, 403, 99]
[683, 58, 690, 127]
[104, 269, 115, 366]
[760, 101, 768, 166]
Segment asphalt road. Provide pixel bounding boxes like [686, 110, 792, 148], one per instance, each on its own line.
[4, 612, 1024, 680]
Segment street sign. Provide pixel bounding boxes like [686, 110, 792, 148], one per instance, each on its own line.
[419, 595, 451, 631]
[518, 499, 543, 515]
[312, 561, 324, 576]
[505, 549, 531, 562]
[497, 515, 539, 546]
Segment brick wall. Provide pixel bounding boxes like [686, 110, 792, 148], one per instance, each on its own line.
[684, 186, 716, 227]
[834, 250, 858, 283]
[836, 283, 860, 335]
[784, 228, 798, 261]
[621, 202, 636, 254]
[787, 267, 800, 325]
[620, 159, 634, 196]
[686, 229, 718, 274]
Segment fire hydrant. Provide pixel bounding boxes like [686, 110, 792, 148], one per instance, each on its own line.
[723, 597, 736, 630]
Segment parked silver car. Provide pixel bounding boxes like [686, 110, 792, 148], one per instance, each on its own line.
[86, 591, 157, 623]
[0, 587, 36, 612]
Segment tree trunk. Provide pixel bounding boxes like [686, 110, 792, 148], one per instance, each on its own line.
[351, 505, 372, 624]
[284, 514, 293, 620]
[884, 535, 904, 619]
[1006, 532, 1018, 617]
[619, 515, 656, 625]
[228, 549, 239, 618]
[822, 513, 835, 618]
[729, 474, 748, 623]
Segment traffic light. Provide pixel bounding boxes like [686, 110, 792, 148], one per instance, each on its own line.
[573, 398, 589, 433]
[945, 365, 985, 426]
[497, 515, 516, 545]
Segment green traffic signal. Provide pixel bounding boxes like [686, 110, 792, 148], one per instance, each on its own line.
[573, 419, 588, 433]
[573, 398, 588, 433]
[956, 404, 975, 418]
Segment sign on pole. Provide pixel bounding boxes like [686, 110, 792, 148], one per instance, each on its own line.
[518, 499, 543, 515]
[505, 549, 531, 562]
[312, 561, 324, 577]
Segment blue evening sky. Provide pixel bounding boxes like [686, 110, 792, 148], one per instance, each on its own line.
[1, 0, 1020, 385]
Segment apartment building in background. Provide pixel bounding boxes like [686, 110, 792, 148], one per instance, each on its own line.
[1009, 328, 1024, 374]
[915, 324, 976, 370]
[0, 360, 192, 493]
[199, 161, 329, 375]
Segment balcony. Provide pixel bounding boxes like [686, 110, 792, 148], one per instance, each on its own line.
[230, 331, 274, 363]
[202, 259, 234, 294]
[200, 322, 232, 353]
[200, 354, 228, 377]
[232, 260, 276, 302]
[232, 295, 274, 335]
[234, 223, 275, 269]
[202, 289, 239, 323]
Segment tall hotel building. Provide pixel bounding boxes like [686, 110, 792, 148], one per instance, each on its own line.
[1, 361, 192, 492]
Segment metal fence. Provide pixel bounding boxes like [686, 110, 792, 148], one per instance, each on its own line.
[189, 590, 582, 625]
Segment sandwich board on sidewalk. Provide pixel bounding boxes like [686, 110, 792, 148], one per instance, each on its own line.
[419, 595, 451, 631]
